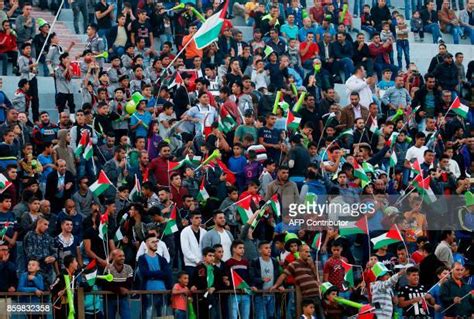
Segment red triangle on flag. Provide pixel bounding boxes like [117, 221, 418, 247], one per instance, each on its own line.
[85, 259, 97, 270]
[169, 205, 177, 220]
[355, 217, 369, 235]
[218, 0, 229, 19]
[100, 212, 109, 224]
[97, 170, 112, 185]
[341, 259, 352, 273]
[387, 225, 403, 241]
[237, 195, 252, 210]
[412, 160, 423, 177]
[217, 160, 236, 184]
[168, 161, 180, 171]
[286, 110, 295, 126]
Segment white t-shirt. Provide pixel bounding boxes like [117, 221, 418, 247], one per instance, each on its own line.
[135, 240, 171, 263]
[405, 145, 428, 164]
[218, 230, 233, 262]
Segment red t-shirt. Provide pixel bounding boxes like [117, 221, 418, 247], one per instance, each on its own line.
[299, 42, 320, 63]
[171, 283, 188, 311]
[323, 256, 348, 290]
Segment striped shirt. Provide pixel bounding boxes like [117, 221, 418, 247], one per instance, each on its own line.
[284, 258, 320, 297]
[370, 272, 401, 319]
[106, 263, 133, 292]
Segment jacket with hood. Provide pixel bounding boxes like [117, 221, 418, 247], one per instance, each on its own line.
[53, 129, 76, 176]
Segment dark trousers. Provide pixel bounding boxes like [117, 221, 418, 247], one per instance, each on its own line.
[0, 51, 18, 75]
[71, 0, 88, 34]
[56, 92, 76, 113]
[28, 77, 39, 122]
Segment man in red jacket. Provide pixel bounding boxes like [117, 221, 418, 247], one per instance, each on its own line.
[0, 20, 18, 75]
[149, 142, 173, 187]
[368, 33, 398, 80]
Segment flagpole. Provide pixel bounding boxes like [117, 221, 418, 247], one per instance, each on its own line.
[356, 114, 372, 146]
[230, 270, 243, 319]
[365, 215, 371, 259]
[405, 269, 453, 312]
[441, 291, 472, 314]
[52, 267, 86, 307]
[37, 0, 65, 62]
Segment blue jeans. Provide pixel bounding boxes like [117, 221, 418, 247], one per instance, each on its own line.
[361, 25, 377, 38]
[424, 23, 442, 43]
[406, 0, 422, 18]
[228, 294, 250, 319]
[254, 295, 275, 319]
[174, 309, 187, 319]
[462, 26, 474, 44]
[353, 0, 364, 16]
[396, 40, 410, 69]
[77, 157, 96, 181]
[336, 57, 355, 81]
[445, 24, 463, 44]
[107, 296, 131, 319]
[145, 295, 164, 319]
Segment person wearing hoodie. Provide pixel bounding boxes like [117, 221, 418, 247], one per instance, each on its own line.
[53, 129, 76, 176]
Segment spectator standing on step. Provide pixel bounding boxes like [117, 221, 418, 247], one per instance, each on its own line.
[14, 2, 35, 49]
[70, 0, 88, 35]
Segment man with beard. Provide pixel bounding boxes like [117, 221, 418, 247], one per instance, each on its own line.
[103, 146, 127, 200]
[149, 142, 173, 187]
[264, 166, 299, 217]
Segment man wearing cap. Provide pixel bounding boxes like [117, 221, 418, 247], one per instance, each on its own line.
[31, 18, 49, 76]
[371, 262, 406, 319]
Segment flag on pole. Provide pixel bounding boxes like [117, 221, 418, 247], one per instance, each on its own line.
[387, 132, 399, 148]
[339, 217, 368, 236]
[449, 96, 469, 118]
[341, 259, 355, 289]
[196, 178, 210, 202]
[129, 175, 142, 201]
[286, 110, 301, 131]
[89, 170, 112, 197]
[353, 161, 370, 187]
[83, 138, 93, 160]
[98, 213, 109, 240]
[369, 120, 379, 134]
[114, 227, 124, 242]
[0, 174, 12, 193]
[193, 0, 229, 49]
[216, 160, 236, 184]
[389, 151, 398, 167]
[236, 196, 254, 224]
[371, 225, 404, 249]
[0, 222, 10, 238]
[188, 299, 197, 319]
[218, 107, 237, 133]
[231, 268, 252, 295]
[83, 259, 98, 286]
[413, 175, 437, 204]
[311, 232, 322, 251]
[74, 130, 88, 156]
[268, 194, 281, 217]
[163, 205, 178, 235]
[336, 128, 353, 140]
[362, 162, 375, 175]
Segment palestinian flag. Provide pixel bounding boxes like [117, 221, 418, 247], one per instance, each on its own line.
[83, 259, 97, 286]
[387, 132, 399, 148]
[114, 227, 124, 242]
[286, 110, 301, 131]
[336, 128, 353, 140]
[362, 162, 375, 175]
[231, 268, 252, 295]
[236, 196, 254, 224]
[168, 160, 182, 171]
[196, 178, 209, 202]
[216, 160, 236, 184]
[353, 161, 370, 187]
[169, 71, 183, 89]
[0, 174, 12, 193]
[339, 216, 368, 236]
[218, 106, 237, 133]
[129, 175, 142, 201]
[413, 175, 437, 204]
[389, 151, 398, 167]
[341, 259, 355, 289]
[411, 159, 423, 177]
[268, 194, 281, 217]
[163, 205, 178, 236]
[369, 120, 379, 134]
[74, 130, 88, 156]
[89, 170, 112, 197]
[83, 138, 93, 160]
[98, 213, 108, 240]
[264, 45, 274, 59]
[194, 0, 229, 49]
[371, 225, 404, 250]
[449, 96, 469, 118]
[311, 232, 322, 251]
[188, 299, 197, 319]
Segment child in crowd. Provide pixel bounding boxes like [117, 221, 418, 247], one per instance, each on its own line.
[171, 271, 191, 319]
[228, 143, 247, 192]
[430, 266, 450, 319]
[411, 236, 428, 264]
[410, 11, 424, 42]
[370, 262, 406, 319]
[18, 259, 45, 302]
[395, 14, 410, 70]
[378, 69, 395, 91]
[361, 5, 377, 38]
[300, 299, 317, 319]
[380, 21, 395, 64]
[321, 282, 345, 319]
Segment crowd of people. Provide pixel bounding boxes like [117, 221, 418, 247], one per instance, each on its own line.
[0, 0, 473, 318]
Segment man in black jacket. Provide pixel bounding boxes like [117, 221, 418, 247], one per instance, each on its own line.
[412, 74, 443, 128]
[371, 0, 391, 30]
[420, 1, 443, 43]
[45, 159, 75, 214]
[433, 53, 459, 92]
[353, 33, 374, 76]
[428, 43, 448, 73]
[330, 32, 354, 82]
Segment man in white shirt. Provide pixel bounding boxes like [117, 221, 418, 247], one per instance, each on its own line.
[434, 230, 455, 268]
[405, 132, 428, 165]
[135, 229, 170, 263]
[345, 66, 374, 108]
[180, 211, 207, 276]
